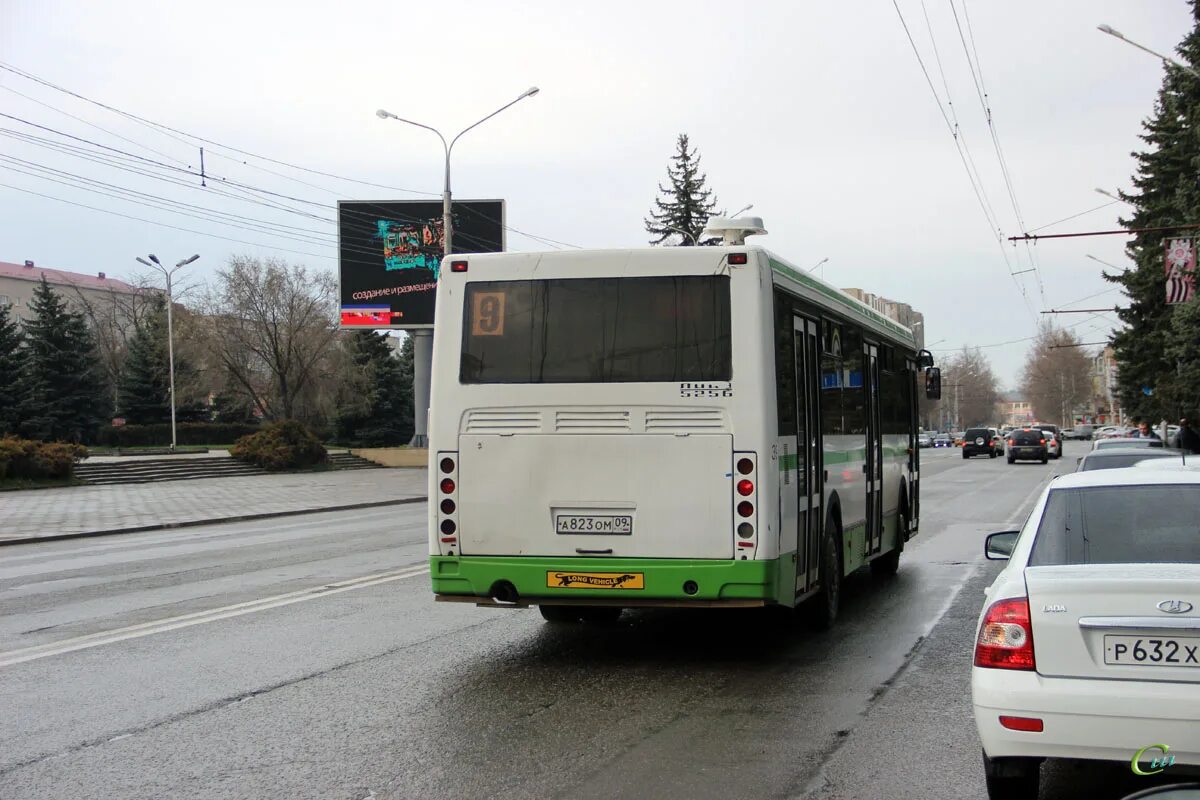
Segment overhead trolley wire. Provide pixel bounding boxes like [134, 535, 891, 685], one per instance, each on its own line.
[0, 61, 581, 250]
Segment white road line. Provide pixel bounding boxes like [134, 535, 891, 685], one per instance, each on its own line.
[0, 566, 431, 668]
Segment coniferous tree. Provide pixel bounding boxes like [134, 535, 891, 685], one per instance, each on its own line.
[644, 134, 720, 246]
[118, 294, 171, 424]
[1106, 3, 1200, 422]
[335, 332, 413, 446]
[18, 278, 108, 442]
[0, 303, 25, 435]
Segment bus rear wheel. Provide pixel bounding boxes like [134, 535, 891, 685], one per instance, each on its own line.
[871, 508, 905, 578]
[577, 606, 623, 623]
[539, 605, 581, 623]
[807, 521, 842, 630]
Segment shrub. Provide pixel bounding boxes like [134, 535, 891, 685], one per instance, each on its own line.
[0, 437, 87, 480]
[230, 420, 327, 471]
[92, 422, 262, 448]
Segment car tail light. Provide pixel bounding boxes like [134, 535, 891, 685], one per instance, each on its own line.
[732, 452, 757, 558]
[974, 597, 1036, 670]
[999, 716, 1044, 732]
[1039, 438, 1046, 445]
[450, 260, 468, 273]
[436, 451, 459, 555]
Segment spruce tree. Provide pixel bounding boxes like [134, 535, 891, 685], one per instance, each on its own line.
[1106, 2, 1200, 422]
[118, 294, 172, 424]
[644, 134, 720, 246]
[0, 303, 25, 435]
[18, 278, 108, 442]
[335, 332, 413, 446]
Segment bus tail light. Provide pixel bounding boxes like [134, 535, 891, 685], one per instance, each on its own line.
[436, 451, 459, 556]
[732, 452, 758, 559]
[974, 597, 1036, 670]
[727, 252, 748, 266]
[450, 260, 468, 273]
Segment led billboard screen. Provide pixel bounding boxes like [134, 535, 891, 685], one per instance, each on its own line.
[337, 199, 505, 329]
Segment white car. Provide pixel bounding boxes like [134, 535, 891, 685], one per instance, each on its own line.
[1036, 428, 1061, 459]
[972, 468, 1200, 799]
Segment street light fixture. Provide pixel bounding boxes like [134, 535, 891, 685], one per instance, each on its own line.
[135, 253, 199, 452]
[377, 86, 540, 447]
[728, 203, 753, 218]
[1097, 24, 1200, 78]
[808, 257, 829, 273]
[1094, 187, 1134, 206]
[1086, 253, 1127, 272]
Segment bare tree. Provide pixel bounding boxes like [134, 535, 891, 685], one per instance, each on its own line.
[203, 256, 340, 421]
[67, 277, 162, 412]
[941, 347, 1001, 429]
[1020, 321, 1092, 427]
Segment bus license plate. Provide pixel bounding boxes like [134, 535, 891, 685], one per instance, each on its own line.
[555, 515, 633, 535]
[1103, 635, 1200, 666]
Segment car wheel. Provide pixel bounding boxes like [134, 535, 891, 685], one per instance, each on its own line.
[539, 605, 581, 623]
[982, 751, 1040, 800]
[989, 450, 996, 458]
[1007, 456, 1015, 464]
[1041, 455, 1048, 464]
[577, 606, 623, 623]
[807, 519, 842, 630]
[962, 451, 970, 459]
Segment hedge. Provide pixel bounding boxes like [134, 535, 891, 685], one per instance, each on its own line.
[92, 422, 262, 448]
[230, 420, 327, 471]
[0, 437, 87, 480]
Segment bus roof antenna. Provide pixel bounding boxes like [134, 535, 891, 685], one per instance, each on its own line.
[701, 216, 768, 246]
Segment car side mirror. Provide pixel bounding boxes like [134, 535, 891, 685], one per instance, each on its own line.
[985, 530, 1020, 560]
[925, 367, 941, 400]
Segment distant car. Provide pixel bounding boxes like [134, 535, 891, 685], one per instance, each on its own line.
[972, 468, 1200, 799]
[1074, 424, 1095, 440]
[1094, 425, 1129, 439]
[917, 433, 932, 448]
[1060, 428, 1077, 440]
[1075, 448, 1183, 472]
[962, 427, 998, 459]
[1093, 437, 1166, 451]
[1035, 428, 1062, 460]
[953, 431, 966, 446]
[1007, 428, 1048, 464]
[990, 428, 1005, 456]
[934, 433, 953, 448]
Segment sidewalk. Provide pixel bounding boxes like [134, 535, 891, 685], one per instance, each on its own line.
[0, 469, 428, 545]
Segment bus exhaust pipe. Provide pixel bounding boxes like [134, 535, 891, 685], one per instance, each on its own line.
[490, 581, 520, 604]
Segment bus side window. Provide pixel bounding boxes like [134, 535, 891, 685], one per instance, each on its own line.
[775, 293, 797, 436]
[842, 326, 865, 435]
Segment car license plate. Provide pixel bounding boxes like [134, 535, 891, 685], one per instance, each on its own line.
[555, 514, 633, 535]
[1103, 635, 1200, 666]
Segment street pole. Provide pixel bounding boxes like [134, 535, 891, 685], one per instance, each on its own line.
[136, 254, 199, 452]
[376, 87, 539, 448]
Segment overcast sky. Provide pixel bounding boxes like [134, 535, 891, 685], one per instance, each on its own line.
[0, 0, 1193, 386]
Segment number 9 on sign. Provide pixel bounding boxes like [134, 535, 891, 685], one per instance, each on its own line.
[471, 291, 506, 336]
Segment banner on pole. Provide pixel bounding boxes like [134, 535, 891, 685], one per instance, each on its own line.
[1164, 237, 1196, 305]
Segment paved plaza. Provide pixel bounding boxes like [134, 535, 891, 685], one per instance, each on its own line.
[0, 468, 428, 544]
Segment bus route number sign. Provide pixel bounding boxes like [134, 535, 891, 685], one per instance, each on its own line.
[470, 291, 506, 336]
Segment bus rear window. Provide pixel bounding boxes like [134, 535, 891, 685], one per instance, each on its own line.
[460, 276, 731, 383]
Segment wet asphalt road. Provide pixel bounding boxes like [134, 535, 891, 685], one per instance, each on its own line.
[1, 443, 1143, 800]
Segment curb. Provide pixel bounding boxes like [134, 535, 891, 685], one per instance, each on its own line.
[0, 497, 427, 547]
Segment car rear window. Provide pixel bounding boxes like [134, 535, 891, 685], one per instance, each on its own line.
[1010, 430, 1044, 445]
[1080, 452, 1178, 471]
[964, 428, 990, 439]
[1028, 484, 1200, 565]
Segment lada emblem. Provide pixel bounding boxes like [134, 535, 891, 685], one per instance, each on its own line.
[1157, 600, 1194, 614]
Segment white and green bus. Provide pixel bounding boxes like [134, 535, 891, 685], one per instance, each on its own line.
[428, 220, 936, 625]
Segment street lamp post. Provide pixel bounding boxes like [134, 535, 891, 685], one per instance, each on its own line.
[135, 253, 199, 452]
[728, 203, 754, 218]
[1098, 24, 1200, 78]
[376, 87, 539, 448]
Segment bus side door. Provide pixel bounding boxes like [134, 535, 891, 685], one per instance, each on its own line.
[792, 316, 823, 596]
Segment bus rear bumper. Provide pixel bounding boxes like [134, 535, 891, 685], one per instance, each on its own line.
[430, 556, 776, 606]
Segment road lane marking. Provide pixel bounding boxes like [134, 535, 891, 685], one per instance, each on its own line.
[0, 566, 431, 668]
